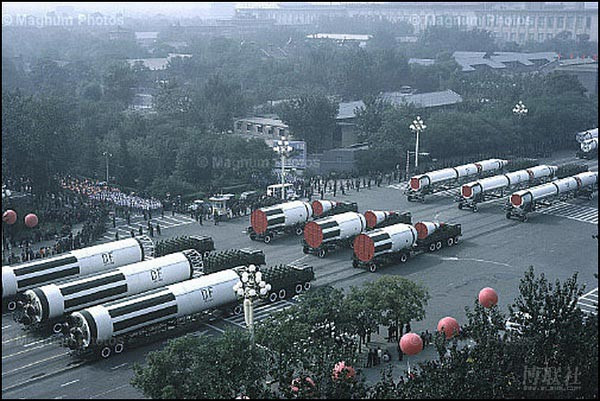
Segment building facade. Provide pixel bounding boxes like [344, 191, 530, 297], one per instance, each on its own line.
[237, 2, 598, 45]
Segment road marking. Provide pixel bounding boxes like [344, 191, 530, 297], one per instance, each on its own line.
[2, 343, 50, 360]
[2, 324, 12, 329]
[1, 361, 86, 393]
[111, 362, 128, 370]
[90, 384, 130, 399]
[2, 334, 28, 344]
[60, 379, 79, 387]
[437, 256, 512, 268]
[202, 322, 225, 333]
[24, 338, 52, 347]
[1, 352, 68, 376]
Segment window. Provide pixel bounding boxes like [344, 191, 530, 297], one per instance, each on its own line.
[519, 32, 525, 42]
[576, 16, 583, 29]
[547, 33, 553, 40]
[547, 17, 554, 28]
[236, 121, 242, 130]
[537, 16, 544, 28]
[566, 16, 574, 29]
[257, 125, 263, 133]
[538, 33, 545, 41]
[246, 123, 252, 131]
[528, 33, 534, 42]
[557, 17, 564, 28]
[510, 32, 516, 41]
[586, 17, 591, 29]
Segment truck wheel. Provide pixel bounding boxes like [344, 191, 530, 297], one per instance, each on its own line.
[278, 289, 287, 300]
[472, 206, 478, 213]
[436, 241, 442, 250]
[429, 243, 436, 252]
[506, 212, 511, 219]
[420, 198, 426, 203]
[368, 263, 377, 273]
[318, 248, 327, 258]
[400, 253, 409, 263]
[458, 203, 463, 210]
[269, 293, 278, 303]
[6, 301, 17, 312]
[114, 342, 125, 354]
[233, 304, 243, 315]
[100, 346, 112, 359]
[304, 282, 311, 291]
[295, 284, 303, 294]
[52, 323, 64, 334]
[295, 227, 303, 236]
[263, 235, 272, 244]
[454, 236, 460, 244]
[249, 234, 256, 241]
[447, 237, 454, 247]
[302, 247, 309, 254]
[520, 216, 528, 223]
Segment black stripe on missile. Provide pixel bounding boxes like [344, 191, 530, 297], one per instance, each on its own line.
[370, 233, 390, 242]
[374, 243, 393, 252]
[267, 216, 285, 225]
[60, 273, 126, 296]
[31, 288, 50, 322]
[17, 266, 80, 289]
[319, 221, 339, 229]
[108, 292, 175, 318]
[80, 309, 98, 344]
[322, 229, 340, 240]
[133, 237, 145, 261]
[64, 285, 129, 311]
[14, 256, 78, 277]
[113, 305, 178, 333]
[265, 209, 283, 217]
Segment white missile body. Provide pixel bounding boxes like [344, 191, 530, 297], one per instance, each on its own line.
[510, 172, 598, 208]
[409, 159, 508, 192]
[250, 201, 313, 234]
[303, 212, 367, 248]
[575, 128, 598, 143]
[353, 224, 418, 262]
[461, 165, 557, 199]
[580, 138, 598, 153]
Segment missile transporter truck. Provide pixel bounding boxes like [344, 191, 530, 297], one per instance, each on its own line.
[248, 201, 313, 243]
[303, 212, 367, 258]
[352, 221, 462, 272]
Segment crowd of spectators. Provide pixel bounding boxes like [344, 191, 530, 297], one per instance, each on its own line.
[60, 176, 163, 212]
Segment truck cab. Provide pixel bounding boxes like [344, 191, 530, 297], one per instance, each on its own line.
[267, 184, 298, 200]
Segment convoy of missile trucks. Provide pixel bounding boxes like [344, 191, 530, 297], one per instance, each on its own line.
[2, 148, 597, 362]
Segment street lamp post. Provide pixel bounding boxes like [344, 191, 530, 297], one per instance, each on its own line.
[102, 151, 113, 185]
[409, 116, 426, 171]
[273, 136, 293, 200]
[232, 264, 271, 344]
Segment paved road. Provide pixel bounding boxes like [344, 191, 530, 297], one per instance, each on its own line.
[2, 151, 598, 399]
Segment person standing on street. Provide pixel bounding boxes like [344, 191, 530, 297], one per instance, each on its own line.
[115, 231, 119, 241]
[139, 226, 143, 236]
[149, 224, 154, 237]
[130, 229, 135, 238]
[156, 223, 161, 236]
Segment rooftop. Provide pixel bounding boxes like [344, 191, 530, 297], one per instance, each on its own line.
[306, 33, 372, 41]
[236, 117, 289, 127]
[453, 51, 558, 72]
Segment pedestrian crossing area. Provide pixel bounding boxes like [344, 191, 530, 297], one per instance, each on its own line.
[538, 201, 598, 224]
[100, 213, 197, 242]
[577, 288, 598, 315]
[221, 299, 296, 328]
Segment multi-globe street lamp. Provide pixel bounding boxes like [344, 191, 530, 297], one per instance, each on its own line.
[232, 264, 271, 344]
[273, 136, 293, 200]
[512, 100, 528, 117]
[409, 116, 427, 171]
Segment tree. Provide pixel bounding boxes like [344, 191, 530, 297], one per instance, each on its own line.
[131, 330, 272, 399]
[103, 63, 135, 105]
[277, 94, 339, 153]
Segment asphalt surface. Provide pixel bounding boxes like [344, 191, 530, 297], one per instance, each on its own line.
[2, 151, 598, 399]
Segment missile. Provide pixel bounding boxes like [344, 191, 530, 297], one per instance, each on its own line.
[303, 212, 366, 249]
[353, 223, 418, 263]
[250, 201, 313, 234]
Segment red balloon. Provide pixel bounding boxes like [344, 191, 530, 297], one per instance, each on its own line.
[332, 361, 356, 381]
[399, 333, 423, 355]
[24, 213, 38, 228]
[479, 287, 498, 308]
[437, 317, 460, 339]
[2, 210, 17, 225]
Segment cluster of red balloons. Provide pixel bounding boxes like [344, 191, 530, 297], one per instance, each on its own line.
[2, 210, 38, 228]
[399, 287, 499, 356]
[332, 361, 356, 382]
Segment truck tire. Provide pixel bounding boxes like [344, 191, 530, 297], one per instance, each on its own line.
[429, 243, 436, 252]
[6, 301, 17, 312]
[114, 342, 124, 354]
[295, 227, 303, 236]
[458, 203, 463, 210]
[436, 241, 442, 250]
[52, 323, 64, 334]
[249, 233, 257, 241]
[400, 253, 409, 263]
[368, 263, 377, 273]
[263, 234, 272, 244]
[446, 237, 454, 247]
[233, 304, 243, 315]
[295, 284, 303, 294]
[269, 293, 278, 303]
[302, 247, 309, 254]
[506, 212, 511, 219]
[304, 282, 311, 291]
[472, 205, 478, 213]
[454, 236, 460, 244]
[318, 248, 327, 258]
[520, 216, 528, 223]
[278, 289, 287, 300]
[100, 346, 112, 359]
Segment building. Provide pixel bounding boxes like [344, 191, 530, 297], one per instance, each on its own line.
[127, 54, 192, 71]
[453, 51, 558, 72]
[550, 58, 598, 96]
[135, 31, 159, 47]
[237, 2, 598, 45]
[336, 89, 463, 147]
[319, 143, 370, 175]
[234, 117, 291, 138]
[306, 33, 372, 47]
